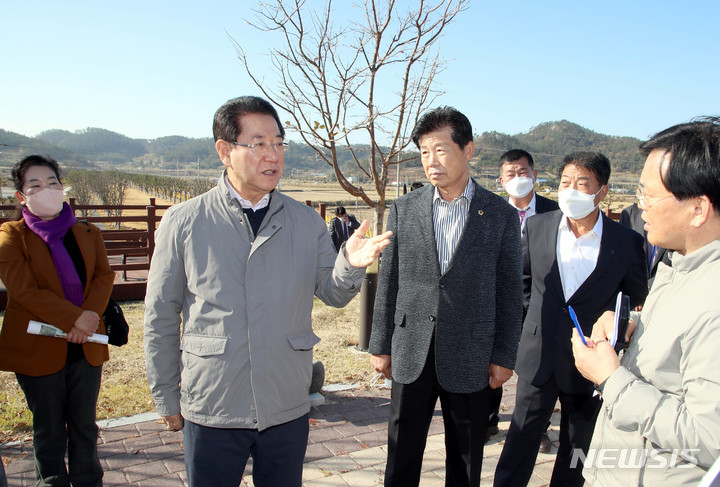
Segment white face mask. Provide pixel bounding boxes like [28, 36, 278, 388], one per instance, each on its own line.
[22, 188, 65, 218]
[504, 176, 535, 199]
[558, 187, 603, 220]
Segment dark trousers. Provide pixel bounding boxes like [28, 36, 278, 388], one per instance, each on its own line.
[183, 413, 309, 487]
[493, 375, 601, 487]
[487, 387, 502, 428]
[488, 387, 551, 433]
[0, 451, 7, 487]
[385, 344, 491, 487]
[16, 359, 103, 487]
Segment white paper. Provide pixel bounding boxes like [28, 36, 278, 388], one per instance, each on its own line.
[609, 292, 623, 348]
[27, 320, 109, 345]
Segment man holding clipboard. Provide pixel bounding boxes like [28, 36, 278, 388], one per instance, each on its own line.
[570, 292, 629, 353]
[573, 118, 720, 485]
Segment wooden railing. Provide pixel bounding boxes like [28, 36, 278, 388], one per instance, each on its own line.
[0, 198, 329, 306]
[0, 198, 171, 306]
[0, 198, 170, 272]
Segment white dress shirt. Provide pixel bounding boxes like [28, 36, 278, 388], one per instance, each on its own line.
[556, 212, 603, 300]
[224, 173, 270, 210]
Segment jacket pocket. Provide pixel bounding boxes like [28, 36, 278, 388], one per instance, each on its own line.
[181, 334, 228, 356]
[287, 330, 321, 351]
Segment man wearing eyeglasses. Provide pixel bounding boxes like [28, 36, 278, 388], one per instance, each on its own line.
[618, 201, 668, 290]
[573, 117, 720, 486]
[144, 96, 392, 487]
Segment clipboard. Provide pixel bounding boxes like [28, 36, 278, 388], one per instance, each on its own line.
[609, 292, 630, 354]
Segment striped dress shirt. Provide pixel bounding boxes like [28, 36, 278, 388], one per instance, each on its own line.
[433, 179, 475, 274]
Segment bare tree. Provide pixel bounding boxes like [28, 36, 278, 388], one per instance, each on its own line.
[233, 0, 468, 234]
[95, 171, 128, 227]
[65, 170, 94, 218]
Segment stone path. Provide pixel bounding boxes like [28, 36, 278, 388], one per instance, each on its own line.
[1, 375, 562, 486]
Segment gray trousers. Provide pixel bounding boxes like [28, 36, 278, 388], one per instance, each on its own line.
[16, 358, 103, 487]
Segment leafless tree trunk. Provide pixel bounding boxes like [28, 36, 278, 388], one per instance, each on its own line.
[95, 171, 128, 228]
[233, 0, 468, 235]
[65, 170, 94, 218]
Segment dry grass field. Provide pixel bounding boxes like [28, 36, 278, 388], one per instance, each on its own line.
[0, 295, 376, 445]
[124, 179, 637, 227]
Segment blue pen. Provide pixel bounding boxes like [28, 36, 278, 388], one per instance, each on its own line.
[568, 305, 588, 346]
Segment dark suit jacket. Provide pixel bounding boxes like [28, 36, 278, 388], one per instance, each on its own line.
[534, 193, 560, 214]
[619, 202, 668, 286]
[369, 180, 523, 394]
[516, 210, 648, 394]
[507, 192, 559, 218]
[329, 214, 360, 252]
[0, 219, 114, 376]
[509, 193, 559, 322]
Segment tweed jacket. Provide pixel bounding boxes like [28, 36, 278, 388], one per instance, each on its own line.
[0, 219, 114, 376]
[368, 180, 523, 394]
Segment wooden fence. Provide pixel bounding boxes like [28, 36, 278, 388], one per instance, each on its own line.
[0, 198, 171, 307]
[0, 199, 328, 307]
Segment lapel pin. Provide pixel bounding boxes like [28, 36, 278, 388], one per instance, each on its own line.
[478, 210, 484, 216]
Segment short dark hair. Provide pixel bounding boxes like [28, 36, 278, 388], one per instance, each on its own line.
[411, 107, 473, 150]
[640, 116, 720, 212]
[335, 206, 346, 216]
[499, 149, 534, 168]
[212, 96, 285, 142]
[410, 181, 424, 190]
[11, 155, 62, 192]
[558, 151, 611, 186]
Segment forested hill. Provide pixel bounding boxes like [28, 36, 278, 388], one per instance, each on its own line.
[473, 120, 644, 175]
[0, 120, 645, 175]
[0, 129, 93, 167]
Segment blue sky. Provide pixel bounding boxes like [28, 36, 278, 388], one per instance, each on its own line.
[1, 0, 718, 142]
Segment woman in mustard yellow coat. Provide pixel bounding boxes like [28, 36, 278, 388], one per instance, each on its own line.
[0, 155, 114, 487]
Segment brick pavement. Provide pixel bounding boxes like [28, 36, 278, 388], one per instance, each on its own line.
[1, 375, 562, 486]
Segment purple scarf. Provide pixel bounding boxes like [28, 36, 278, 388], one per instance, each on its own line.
[23, 203, 84, 307]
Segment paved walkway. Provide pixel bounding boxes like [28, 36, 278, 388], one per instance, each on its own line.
[1, 375, 561, 486]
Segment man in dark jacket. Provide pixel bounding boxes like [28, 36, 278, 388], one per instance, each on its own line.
[490, 149, 560, 450]
[328, 206, 360, 252]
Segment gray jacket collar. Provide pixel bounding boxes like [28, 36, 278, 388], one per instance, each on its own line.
[669, 239, 720, 274]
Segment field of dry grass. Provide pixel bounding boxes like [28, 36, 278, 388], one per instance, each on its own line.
[0, 295, 376, 444]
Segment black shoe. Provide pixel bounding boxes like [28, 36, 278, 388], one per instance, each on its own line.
[539, 431, 552, 453]
[485, 425, 499, 443]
